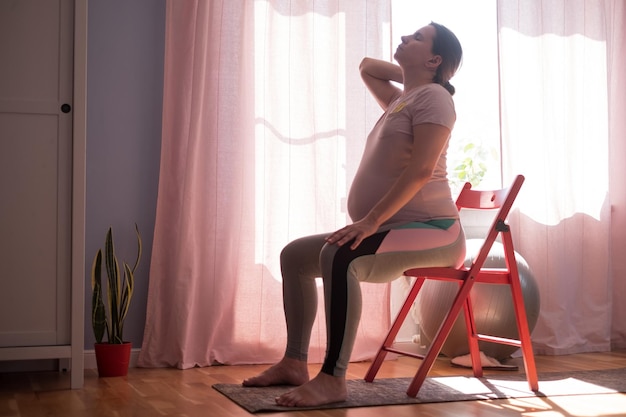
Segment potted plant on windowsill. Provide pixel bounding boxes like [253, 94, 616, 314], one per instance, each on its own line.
[91, 224, 142, 377]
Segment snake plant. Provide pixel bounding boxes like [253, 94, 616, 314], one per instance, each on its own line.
[91, 224, 142, 344]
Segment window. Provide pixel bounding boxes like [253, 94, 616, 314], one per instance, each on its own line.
[391, 0, 501, 193]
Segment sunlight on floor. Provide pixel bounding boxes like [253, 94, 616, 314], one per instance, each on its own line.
[474, 393, 626, 417]
[547, 393, 626, 417]
[431, 375, 618, 397]
[429, 375, 626, 417]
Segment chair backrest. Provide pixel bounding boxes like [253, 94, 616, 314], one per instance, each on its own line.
[456, 175, 525, 275]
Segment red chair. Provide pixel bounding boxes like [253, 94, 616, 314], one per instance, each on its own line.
[364, 175, 538, 397]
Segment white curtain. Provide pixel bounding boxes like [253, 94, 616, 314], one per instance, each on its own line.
[139, 0, 392, 368]
[139, 0, 626, 369]
[498, 0, 626, 354]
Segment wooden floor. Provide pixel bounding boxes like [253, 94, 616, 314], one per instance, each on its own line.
[1, 350, 626, 417]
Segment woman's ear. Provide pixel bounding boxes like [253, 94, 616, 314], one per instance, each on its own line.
[426, 55, 442, 70]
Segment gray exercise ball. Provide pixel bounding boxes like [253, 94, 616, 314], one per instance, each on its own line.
[415, 239, 540, 360]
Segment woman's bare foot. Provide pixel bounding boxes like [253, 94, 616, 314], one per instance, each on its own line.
[275, 372, 347, 407]
[242, 357, 309, 387]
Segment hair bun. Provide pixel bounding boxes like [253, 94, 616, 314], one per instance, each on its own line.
[443, 80, 455, 96]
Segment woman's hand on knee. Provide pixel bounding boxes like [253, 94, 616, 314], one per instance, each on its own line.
[325, 219, 378, 250]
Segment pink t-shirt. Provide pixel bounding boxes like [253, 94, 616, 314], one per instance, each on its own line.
[347, 83, 458, 225]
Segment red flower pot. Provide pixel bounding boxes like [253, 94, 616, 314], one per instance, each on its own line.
[94, 342, 132, 377]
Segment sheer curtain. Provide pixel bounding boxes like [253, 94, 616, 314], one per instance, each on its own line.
[498, 0, 626, 354]
[139, 0, 626, 369]
[138, 0, 392, 368]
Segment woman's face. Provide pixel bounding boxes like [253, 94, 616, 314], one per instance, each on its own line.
[394, 25, 437, 69]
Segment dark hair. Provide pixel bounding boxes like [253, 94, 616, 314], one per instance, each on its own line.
[429, 22, 463, 95]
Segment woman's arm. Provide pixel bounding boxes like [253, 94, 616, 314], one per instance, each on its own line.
[359, 57, 403, 110]
[326, 123, 451, 249]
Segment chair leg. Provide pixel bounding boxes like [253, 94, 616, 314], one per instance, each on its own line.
[463, 296, 483, 377]
[503, 235, 539, 391]
[509, 277, 539, 391]
[406, 278, 476, 397]
[365, 277, 426, 382]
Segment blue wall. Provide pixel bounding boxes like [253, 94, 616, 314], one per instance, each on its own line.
[85, 0, 166, 349]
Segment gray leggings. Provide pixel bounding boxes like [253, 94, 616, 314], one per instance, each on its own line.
[279, 221, 466, 377]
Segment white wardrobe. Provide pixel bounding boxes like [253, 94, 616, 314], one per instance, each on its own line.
[0, 0, 86, 389]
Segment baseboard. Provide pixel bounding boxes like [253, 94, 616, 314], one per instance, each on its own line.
[83, 348, 141, 370]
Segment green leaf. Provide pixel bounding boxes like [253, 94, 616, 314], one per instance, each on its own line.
[91, 250, 106, 344]
[463, 143, 475, 152]
[132, 223, 142, 274]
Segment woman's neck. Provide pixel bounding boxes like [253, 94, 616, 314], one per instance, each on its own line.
[401, 70, 435, 94]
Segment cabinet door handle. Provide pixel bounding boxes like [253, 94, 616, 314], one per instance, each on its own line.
[61, 103, 72, 113]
